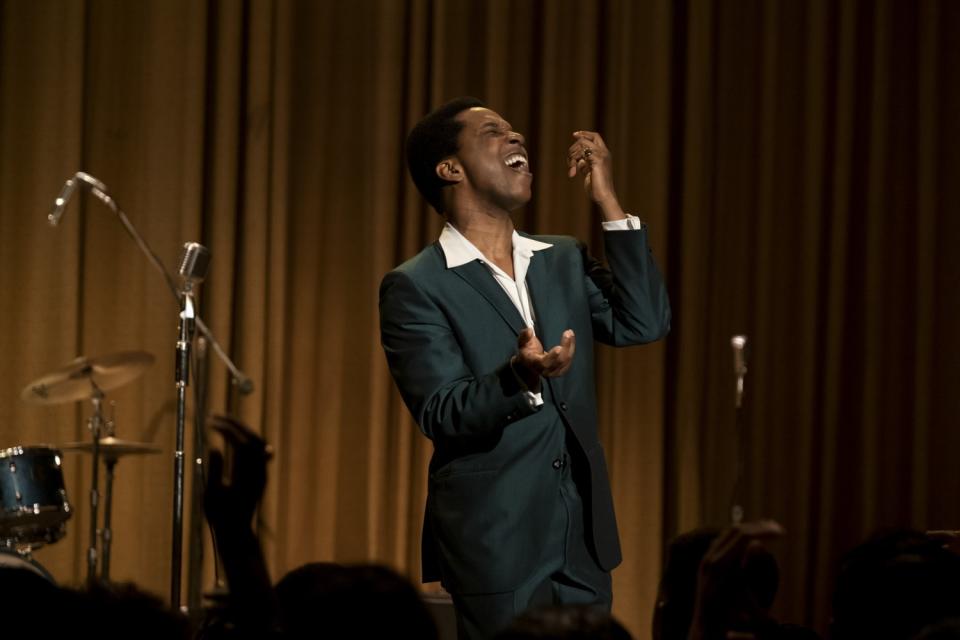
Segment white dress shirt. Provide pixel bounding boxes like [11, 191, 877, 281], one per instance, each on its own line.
[437, 215, 643, 408]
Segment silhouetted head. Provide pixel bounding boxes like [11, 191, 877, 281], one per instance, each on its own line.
[831, 529, 960, 640]
[652, 527, 780, 640]
[0, 564, 69, 635]
[913, 618, 960, 640]
[275, 562, 438, 639]
[41, 580, 189, 640]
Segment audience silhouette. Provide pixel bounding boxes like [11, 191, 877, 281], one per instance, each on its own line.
[4, 416, 959, 640]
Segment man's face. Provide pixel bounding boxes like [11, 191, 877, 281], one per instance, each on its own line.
[449, 107, 533, 212]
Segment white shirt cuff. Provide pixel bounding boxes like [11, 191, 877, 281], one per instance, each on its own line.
[523, 390, 545, 408]
[601, 213, 643, 231]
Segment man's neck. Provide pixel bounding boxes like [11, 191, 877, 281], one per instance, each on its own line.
[446, 206, 515, 263]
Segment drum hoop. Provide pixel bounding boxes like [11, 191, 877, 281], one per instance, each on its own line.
[0, 445, 63, 459]
[0, 505, 67, 517]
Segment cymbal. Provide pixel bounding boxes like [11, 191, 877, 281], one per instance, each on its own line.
[21, 351, 155, 405]
[60, 437, 161, 458]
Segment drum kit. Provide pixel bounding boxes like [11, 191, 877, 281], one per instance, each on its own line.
[2, 350, 160, 582]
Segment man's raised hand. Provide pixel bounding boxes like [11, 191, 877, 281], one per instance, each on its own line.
[566, 130, 626, 221]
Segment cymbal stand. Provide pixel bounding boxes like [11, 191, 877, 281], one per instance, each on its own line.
[85, 382, 106, 585]
[100, 402, 118, 581]
[100, 455, 117, 581]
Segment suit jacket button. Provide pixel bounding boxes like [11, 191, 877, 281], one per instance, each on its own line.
[506, 413, 515, 422]
[552, 458, 562, 470]
[559, 402, 568, 411]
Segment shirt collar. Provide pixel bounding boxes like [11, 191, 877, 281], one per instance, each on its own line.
[438, 222, 552, 269]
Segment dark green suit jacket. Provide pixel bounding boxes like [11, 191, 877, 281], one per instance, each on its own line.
[379, 227, 670, 595]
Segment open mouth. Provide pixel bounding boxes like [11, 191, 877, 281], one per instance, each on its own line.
[504, 152, 530, 173]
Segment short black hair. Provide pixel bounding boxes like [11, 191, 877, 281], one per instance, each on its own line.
[275, 562, 438, 639]
[406, 96, 486, 214]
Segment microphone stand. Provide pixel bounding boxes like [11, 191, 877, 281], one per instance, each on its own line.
[730, 335, 748, 526]
[85, 383, 105, 585]
[80, 183, 253, 394]
[171, 277, 197, 609]
[49, 174, 254, 609]
[186, 336, 209, 613]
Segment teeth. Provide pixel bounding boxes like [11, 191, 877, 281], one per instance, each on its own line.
[505, 153, 528, 169]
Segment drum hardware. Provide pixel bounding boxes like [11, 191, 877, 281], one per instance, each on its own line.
[86, 385, 106, 584]
[61, 434, 162, 582]
[21, 350, 156, 583]
[60, 437, 163, 458]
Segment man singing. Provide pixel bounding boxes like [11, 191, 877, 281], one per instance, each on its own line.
[379, 97, 671, 639]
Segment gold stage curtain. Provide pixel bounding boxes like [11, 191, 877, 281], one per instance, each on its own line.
[0, 1, 957, 636]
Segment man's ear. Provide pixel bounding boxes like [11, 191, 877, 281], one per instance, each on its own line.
[436, 159, 463, 183]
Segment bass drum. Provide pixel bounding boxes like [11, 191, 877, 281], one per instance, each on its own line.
[0, 446, 71, 545]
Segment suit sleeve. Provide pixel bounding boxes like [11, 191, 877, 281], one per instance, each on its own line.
[581, 227, 671, 347]
[379, 270, 540, 441]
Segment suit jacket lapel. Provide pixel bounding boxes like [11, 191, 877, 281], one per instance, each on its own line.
[449, 260, 526, 336]
[525, 246, 562, 347]
[526, 246, 568, 404]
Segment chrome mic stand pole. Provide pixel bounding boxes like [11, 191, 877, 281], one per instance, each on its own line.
[171, 243, 209, 609]
[186, 336, 209, 613]
[730, 335, 748, 525]
[171, 285, 194, 608]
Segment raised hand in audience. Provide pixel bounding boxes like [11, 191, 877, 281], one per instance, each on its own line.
[203, 414, 277, 638]
[687, 520, 785, 640]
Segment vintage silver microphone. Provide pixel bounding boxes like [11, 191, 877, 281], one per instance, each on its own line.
[178, 243, 211, 291]
[731, 335, 748, 408]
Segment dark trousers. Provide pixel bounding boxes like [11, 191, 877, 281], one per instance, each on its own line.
[448, 453, 613, 640]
